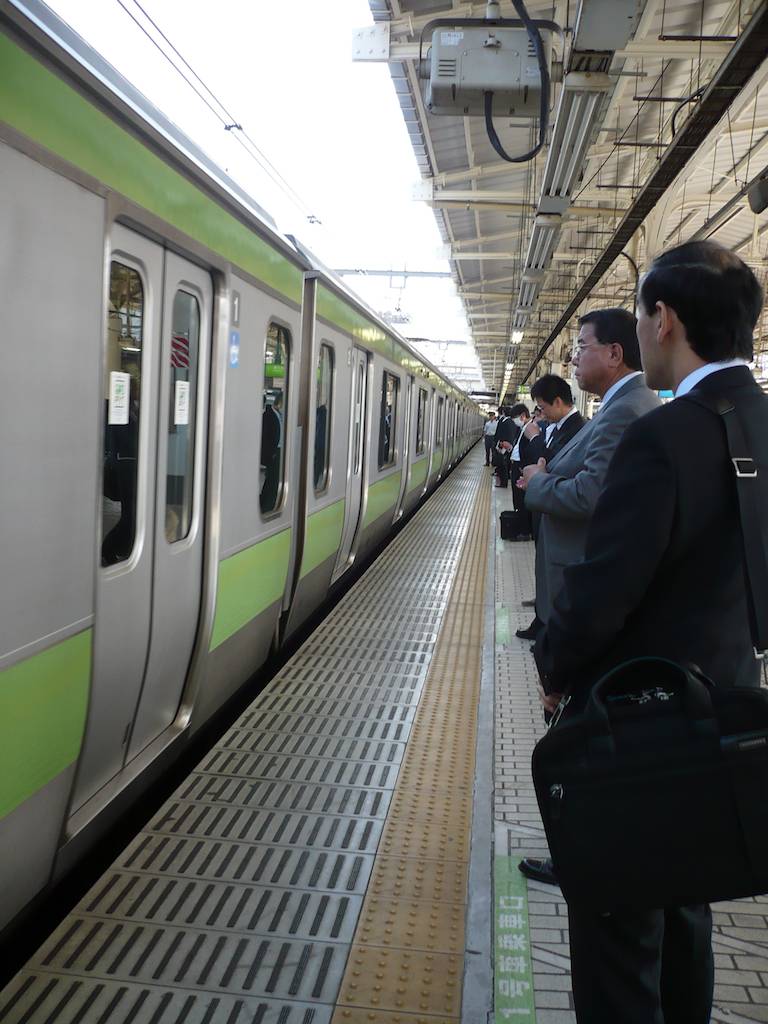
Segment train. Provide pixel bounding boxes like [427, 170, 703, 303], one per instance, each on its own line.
[0, 0, 482, 934]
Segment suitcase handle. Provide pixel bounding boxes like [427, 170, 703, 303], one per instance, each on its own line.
[586, 657, 718, 751]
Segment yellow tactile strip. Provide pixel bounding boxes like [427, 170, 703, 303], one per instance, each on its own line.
[334, 474, 490, 1023]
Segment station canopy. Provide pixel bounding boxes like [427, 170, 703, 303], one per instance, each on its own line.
[363, 0, 768, 398]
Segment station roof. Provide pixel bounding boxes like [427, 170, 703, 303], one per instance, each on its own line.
[364, 0, 768, 397]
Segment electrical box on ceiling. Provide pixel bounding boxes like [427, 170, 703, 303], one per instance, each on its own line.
[427, 26, 551, 117]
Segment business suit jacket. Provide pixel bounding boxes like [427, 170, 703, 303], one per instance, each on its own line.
[536, 366, 767, 700]
[494, 415, 516, 445]
[525, 375, 660, 621]
[542, 409, 586, 463]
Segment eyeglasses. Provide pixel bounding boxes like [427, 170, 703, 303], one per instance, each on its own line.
[573, 342, 602, 357]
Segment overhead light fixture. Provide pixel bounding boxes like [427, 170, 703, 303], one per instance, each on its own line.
[505, 362, 515, 371]
[511, 330, 524, 343]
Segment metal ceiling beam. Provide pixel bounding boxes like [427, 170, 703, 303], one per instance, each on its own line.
[383, 36, 733, 62]
[519, 2, 768, 386]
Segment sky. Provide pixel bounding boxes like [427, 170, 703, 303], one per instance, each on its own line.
[42, 0, 483, 386]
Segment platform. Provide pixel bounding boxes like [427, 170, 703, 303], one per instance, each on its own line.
[3, 447, 768, 1024]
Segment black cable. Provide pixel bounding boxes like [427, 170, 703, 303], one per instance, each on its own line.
[671, 87, 706, 136]
[483, 0, 550, 164]
[113, 0, 315, 219]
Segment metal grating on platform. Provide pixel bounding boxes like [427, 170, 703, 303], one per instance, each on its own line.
[0, 451, 486, 1024]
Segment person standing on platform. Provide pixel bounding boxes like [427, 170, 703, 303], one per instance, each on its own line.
[533, 240, 767, 1024]
[516, 375, 586, 635]
[515, 309, 660, 885]
[493, 404, 529, 488]
[507, 403, 532, 521]
[519, 308, 659, 632]
[483, 411, 498, 465]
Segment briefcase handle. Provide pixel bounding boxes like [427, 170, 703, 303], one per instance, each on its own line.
[585, 657, 718, 751]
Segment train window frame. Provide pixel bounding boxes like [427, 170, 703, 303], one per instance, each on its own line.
[101, 258, 146, 570]
[416, 387, 428, 456]
[436, 395, 445, 445]
[314, 341, 334, 495]
[378, 369, 400, 470]
[165, 287, 200, 544]
[260, 320, 291, 518]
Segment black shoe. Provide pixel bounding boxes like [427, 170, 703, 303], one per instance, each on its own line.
[515, 617, 541, 641]
[519, 857, 557, 885]
[521, 598, 536, 608]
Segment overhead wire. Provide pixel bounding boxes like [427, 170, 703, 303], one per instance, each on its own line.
[113, 0, 318, 222]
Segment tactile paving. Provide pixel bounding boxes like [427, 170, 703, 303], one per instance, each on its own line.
[337, 947, 463, 1017]
[336, 463, 490, 1019]
[366, 857, 468, 904]
[0, 447, 489, 1022]
[333, 1009, 455, 1024]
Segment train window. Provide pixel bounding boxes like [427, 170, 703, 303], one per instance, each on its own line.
[416, 388, 428, 455]
[353, 360, 365, 474]
[436, 396, 444, 444]
[101, 261, 144, 568]
[260, 323, 290, 515]
[165, 290, 200, 543]
[378, 371, 399, 469]
[314, 343, 333, 493]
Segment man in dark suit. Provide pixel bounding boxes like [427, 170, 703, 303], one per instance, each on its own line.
[493, 403, 529, 487]
[534, 240, 767, 1023]
[515, 375, 585, 637]
[521, 374, 585, 469]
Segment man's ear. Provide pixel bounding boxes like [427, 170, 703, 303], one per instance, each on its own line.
[656, 301, 675, 345]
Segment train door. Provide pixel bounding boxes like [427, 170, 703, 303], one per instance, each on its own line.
[72, 226, 211, 810]
[332, 347, 368, 581]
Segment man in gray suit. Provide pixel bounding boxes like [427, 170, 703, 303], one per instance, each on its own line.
[516, 307, 660, 885]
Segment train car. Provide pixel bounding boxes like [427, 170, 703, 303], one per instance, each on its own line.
[0, 0, 482, 934]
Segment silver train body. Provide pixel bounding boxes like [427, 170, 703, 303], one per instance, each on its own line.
[0, 0, 482, 932]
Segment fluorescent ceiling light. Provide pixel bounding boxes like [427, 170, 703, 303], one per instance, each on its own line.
[511, 330, 524, 343]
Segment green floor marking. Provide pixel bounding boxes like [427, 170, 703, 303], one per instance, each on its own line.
[495, 603, 511, 646]
[494, 856, 536, 1020]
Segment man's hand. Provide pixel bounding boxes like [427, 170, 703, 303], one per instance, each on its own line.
[499, 440, 513, 451]
[519, 457, 548, 490]
[523, 420, 541, 440]
[536, 681, 563, 715]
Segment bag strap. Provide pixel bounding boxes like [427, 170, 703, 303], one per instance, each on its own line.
[683, 392, 768, 656]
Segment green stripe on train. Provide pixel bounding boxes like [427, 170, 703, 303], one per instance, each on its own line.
[364, 473, 402, 528]
[409, 456, 429, 491]
[0, 630, 91, 821]
[0, 33, 303, 303]
[301, 499, 345, 578]
[317, 286, 393, 358]
[210, 529, 293, 651]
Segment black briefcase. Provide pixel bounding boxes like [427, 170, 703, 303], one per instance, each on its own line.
[532, 657, 768, 910]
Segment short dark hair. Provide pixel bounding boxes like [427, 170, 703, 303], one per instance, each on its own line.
[578, 307, 642, 370]
[530, 374, 573, 406]
[638, 240, 763, 361]
[509, 402, 530, 418]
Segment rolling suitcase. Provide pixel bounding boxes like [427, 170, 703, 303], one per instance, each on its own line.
[532, 393, 768, 910]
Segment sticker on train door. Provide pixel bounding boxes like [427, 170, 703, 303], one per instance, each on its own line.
[108, 370, 131, 424]
[229, 329, 240, 368]
[174, 380, 190, 425]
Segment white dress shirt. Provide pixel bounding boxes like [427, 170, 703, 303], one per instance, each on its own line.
[675, 359, 749, 397]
